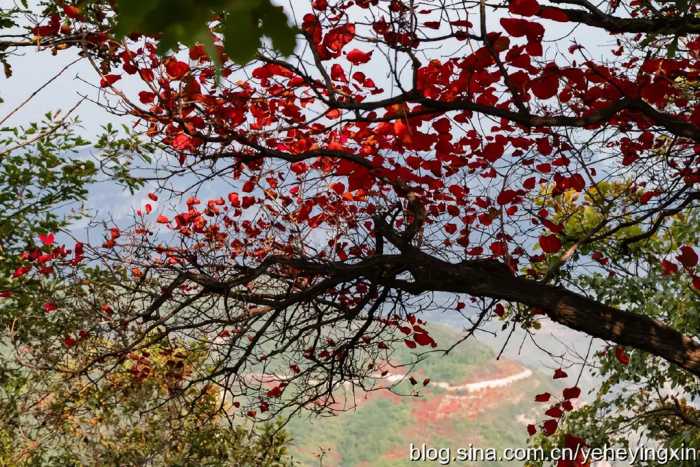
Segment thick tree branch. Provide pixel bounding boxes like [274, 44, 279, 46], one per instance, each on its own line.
[247, 251, 700, 377]
[548, 2, 700, 34]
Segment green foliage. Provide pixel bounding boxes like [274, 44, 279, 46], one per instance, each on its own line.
[529, 211, 700, 465]
[112, 0, 297, 63]
[0, 342, 296, 466]
[0, 115, 153, 339]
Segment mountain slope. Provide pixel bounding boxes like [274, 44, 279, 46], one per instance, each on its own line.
[286, 324, 557, 466]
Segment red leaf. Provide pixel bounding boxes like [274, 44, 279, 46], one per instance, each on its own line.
[545, 406, 563, 418]
[139, 91, 156, 104]
[290, 162, 308, 175]
[490, 241, 508, 256]
[444, 223, 457, 235]
[62, 5, 82, 19]
[172, 133, 193, 151]
[640, 191, 659, 204]
[527, 424, 537, 436]
[553, 368, 567, 379]
[156, 215, 170, 224]
[228, 192, 240, 207]
[542, 419, 558, 436]
[423, 378, 430, 386]
[563, 386, 581, 400]
[100, 74, 121, 87]
[189, 44, 208, 61]
[497, 189, 518, 205]
[38, 233, 55, 246]
[404, 339, 417, 349]
[693, 276, 700, 290]
[413, 332, 436, 347]
[346, 49, 373, 65]
[63, 336, 76, 348]
[148, 192, 158, 201]
[614, 346, 630, 365]
[537, 7, 569, 22]
[165, 59, 190, 80]
[500, 18, 543, 41]
[539, 234, 562, 253]
[660, 259, 678, 275]
[494, 303, 505, 317]
[500, 18, 529, 37]
[13, 266, 31, 278]
[676, 246, 698, 268]
[483, 142, 505, 162]
[542, 219, 563, 234]
[330, 63, 348, 82]
[266, 386, 284, 398]
[535, 392, 551, 402]
[43, 302, 58, 313]
[530, 73, 559, 99]
[509, 0, 540, 17]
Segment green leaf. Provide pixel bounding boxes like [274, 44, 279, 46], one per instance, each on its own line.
[110, 0, 297, 65]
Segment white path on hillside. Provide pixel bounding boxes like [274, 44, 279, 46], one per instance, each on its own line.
[240, 367, 533, 394]
[381, 368, 533, 393]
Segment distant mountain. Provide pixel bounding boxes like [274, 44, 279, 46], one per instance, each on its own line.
[285, 324, 559, 467]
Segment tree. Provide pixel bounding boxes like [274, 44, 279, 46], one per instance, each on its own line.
[531, 204, 700, 466]
[0, 341, 295, 466]
[4, 0, 700, 450]
[0, 19, 296, 464]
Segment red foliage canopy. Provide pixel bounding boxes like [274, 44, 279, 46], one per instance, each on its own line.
[11, 0, 700, 439]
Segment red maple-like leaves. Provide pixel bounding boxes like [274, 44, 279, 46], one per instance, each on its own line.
[539, 234, 562, 253]
[99, 74, 121, 87]
[62, 5, 82, 19]
[614, 346, 630, 365]
[562, 386, 581, 400]
[13, 266, 31, 278]
[508, 0, 540, 17]
[482, 141, 505, 162]
[346, 49, 372, 65]
[500, 18, 544, 42]
[165, 59, 189, 80]
[138, 91, 156, 104]
[677, 246, 698, 268]
[38, 233, 55, 246]
[660, 259, 679, 275]
[530, 73, 559, 99]
[542, 419, 558, 436]
[413, 332, 436, 347]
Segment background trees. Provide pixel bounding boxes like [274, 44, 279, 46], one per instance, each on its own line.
[2, 0, 700, 459]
